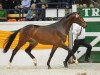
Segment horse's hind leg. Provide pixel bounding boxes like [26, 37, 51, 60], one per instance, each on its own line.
[25, 42, 38, 66]
[47, 45, 58, 69]
[8, 40, 26, 68]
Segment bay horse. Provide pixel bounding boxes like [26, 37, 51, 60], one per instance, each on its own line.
[3, 12, 87, 69]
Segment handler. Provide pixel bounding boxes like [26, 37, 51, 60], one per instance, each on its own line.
[64, 23, 92, 67]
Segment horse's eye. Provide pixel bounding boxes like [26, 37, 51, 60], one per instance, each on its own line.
[75, 14, 80, 18]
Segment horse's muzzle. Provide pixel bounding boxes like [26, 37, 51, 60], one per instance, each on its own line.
[84, 25, 87, 28]
[82, 22, 87, 28]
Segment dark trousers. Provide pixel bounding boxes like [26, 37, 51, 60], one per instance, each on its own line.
[65, 39, 92, 62]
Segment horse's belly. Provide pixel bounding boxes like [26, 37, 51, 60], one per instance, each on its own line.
[35, 36, 55, 45]
[33, 33, 56, 45]
[32, 28, 60, 45]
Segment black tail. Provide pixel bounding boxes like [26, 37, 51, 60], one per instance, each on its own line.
[3, 29, 20, 53]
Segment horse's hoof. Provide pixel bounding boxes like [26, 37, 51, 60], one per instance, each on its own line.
[33, 58, 37, 66]
[47, 62, 52, 69]
[63, 61, 68, 68]
[74, 60, 79, 64]
[7, 63, 11, 69]
[48, 66, 52, 69]
[34, 63, 37, 66]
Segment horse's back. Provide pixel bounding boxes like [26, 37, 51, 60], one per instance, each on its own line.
[24, 24, 39, 29]
[19, 25, 40, 40]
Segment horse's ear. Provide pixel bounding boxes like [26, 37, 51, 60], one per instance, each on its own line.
[75, 14, 79, 18]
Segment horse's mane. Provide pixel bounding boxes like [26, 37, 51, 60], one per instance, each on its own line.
[47, 12, 78, 27]
[59, 12, 77, 22]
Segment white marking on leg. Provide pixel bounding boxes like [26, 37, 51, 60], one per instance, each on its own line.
[7, 62, 11, 69]
[73, 59, 79, 64]
[33, 58, 37, 66]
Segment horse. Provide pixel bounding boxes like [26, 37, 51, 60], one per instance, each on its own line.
[3, 12, 87, 69]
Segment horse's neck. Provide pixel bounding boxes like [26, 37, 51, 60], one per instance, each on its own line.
[61, 19, 73, 34]
[48, 22, 59, 28]
[66, 21, 72, 32]
[48, 21, 72, 35]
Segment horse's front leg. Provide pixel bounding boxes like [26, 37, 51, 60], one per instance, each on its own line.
[47, 46, 57, 69]
[61, 43, 75, 68]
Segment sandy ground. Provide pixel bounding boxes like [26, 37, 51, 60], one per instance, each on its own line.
[0, 63, 100, 75]
[0, 48, 100, 75]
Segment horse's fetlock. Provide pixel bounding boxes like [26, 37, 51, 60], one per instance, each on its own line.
[47, 62, 49, 66]
[33, 58, 37, 66]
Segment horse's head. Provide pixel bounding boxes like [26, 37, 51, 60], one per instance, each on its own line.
[72, 12, 87, 28]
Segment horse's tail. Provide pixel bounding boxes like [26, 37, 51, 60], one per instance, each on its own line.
[3, 29, 21, 53]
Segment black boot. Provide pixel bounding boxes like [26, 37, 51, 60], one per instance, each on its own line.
[84, 58, 92, 63]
